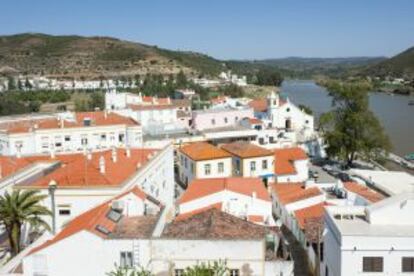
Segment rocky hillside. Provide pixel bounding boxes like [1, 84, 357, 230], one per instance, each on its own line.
[364, 46, 414, 78]
[0, 33, 226, 78]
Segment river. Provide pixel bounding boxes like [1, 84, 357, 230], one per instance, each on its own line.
[280, 80, 414, 156]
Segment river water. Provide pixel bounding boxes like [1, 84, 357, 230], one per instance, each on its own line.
[280, 80, 414, 156]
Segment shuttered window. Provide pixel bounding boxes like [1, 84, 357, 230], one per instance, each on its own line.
[363, 257, 383, 272]
[402, 257, 414, 272]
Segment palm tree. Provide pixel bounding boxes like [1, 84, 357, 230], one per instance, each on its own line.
[0, 190, 51, 256]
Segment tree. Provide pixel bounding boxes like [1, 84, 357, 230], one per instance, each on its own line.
[176, 70, 188, 88]
[89, 91, 105, 110]
[255, 69, 283, 86]
[182, 260, 229, 276]
[7, 77, 16, 91]
[320, 81, 391, 166]
[25, 78, 33, 90]
[0, 190, 51, 256]
[106, 264, 152, 276]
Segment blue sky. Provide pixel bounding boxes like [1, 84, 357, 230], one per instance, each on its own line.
[1, 0, 413, 59]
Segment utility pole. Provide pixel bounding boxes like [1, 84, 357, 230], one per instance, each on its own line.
[48, 180, 57, 235]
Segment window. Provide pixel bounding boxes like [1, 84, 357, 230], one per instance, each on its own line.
[235, 116, 239, 122]
[262, 160, 268, 169]
[286, 108, 290, 112]
[224, 117, 228, 123]
[211, 119, 215, 125]
[204, 164, 211, 175]
[218, 162, 224, 173]
[119, 133, 125, 142]
[230, 269, 239, 276]
[58, 208, 71, 216]
[250, 161, 256, 172]
[402, 257, 414, 272]
[269, 136, 275, 143]
[101, 134, 107, 141]
[235, 159, 241, 173]
[363, 257, 383, 272]
[55, 142, 62, 148]
[191, 163, 195, 174]
[174, 269, 184, 276]
[184, 157, 188, 169]
[81, 136, 88, 146]
[120, 251, 133, 268]
[258, 138, 265, 145]
[64, 135, 71, 142]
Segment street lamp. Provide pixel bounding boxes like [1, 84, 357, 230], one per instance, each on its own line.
[48, 180, 57, 235]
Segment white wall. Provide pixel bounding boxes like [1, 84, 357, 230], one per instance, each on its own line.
[177, 151, 232, 185]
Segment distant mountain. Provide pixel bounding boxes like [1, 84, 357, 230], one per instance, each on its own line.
[364, 46, 414, 78]
[245, 57, 387, 78]
[0, 33, 230, 78]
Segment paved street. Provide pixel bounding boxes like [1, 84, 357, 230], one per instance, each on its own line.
[309, 164, 337, 183]
[282, 226, 313, 276]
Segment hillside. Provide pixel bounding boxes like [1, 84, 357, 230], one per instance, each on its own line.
[364, 46, 414, 78]
[0, 33, 228, 78]
[248, 56, 386, 78]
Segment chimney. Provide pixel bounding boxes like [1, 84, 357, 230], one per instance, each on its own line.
[99, 156, 105, 174]
[87, 150, 92, 160]
[167, 97, 171, 104]
[111, 148, 117, 163]
[126, 147, 131, 158]
[104, 110, 108, 119]
[16, 148, 21, 159]
[136, 162, 142, 170]
[252, 191, 257, 199]
[50, 149, 55, 159]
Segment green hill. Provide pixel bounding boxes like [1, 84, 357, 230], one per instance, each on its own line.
[364, 46, 414, 78]
[0, 33, 229, 78]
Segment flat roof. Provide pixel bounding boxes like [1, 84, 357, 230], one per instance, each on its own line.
[348, 169, 414, 196]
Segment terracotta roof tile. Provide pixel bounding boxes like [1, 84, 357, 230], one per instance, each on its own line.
[162, 209, 267, 239]
[248, 98, 287, 113]
[344, 182, 385, 203]
[221, 141, 273, 158]
[272, 183, 322, 205]
[11, 148, 157, 188]
[176, 203, 223, 221]
[29, 186, 154, 255]
[274, 147, 308, 175]
[294, 202, 330, 229]
[0, 111, 138, 134]
[179, 177, 271, 204]
[179, 142, 232, 161]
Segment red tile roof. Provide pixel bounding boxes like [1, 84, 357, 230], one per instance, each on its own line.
[221, 141, 273, 158]
[248, 215, 264, 223]
[179, 142, 232, 161]
[179, 177, 271, 204]
[0, 112, 138, 134]
[344, 182, 385, 203]
[246, 118, 263, 124]
[248, 99, 268, 113]
[176, 203, 223, 221]
[294, 202, 330, 229]
[29, 186, 152, 255]
[11, 148, 157, 188]
[162, 209, 268, 240]
[271, 183, 322, 205]
[274, 147, 308, 175]
[248, 98, 287, 113]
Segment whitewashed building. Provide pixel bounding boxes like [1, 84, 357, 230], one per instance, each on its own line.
[0, 111, 142, 156]
[20, 189, 293, 276]
[177, 142, 232, 185]
[274, 147, 309, 183]
[248, 92, 315, 141]
[323, 193, 414, 276]
[221, 141, 275, 183]
[177, 177, 276, 226]
[0, 145, 175, 231]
